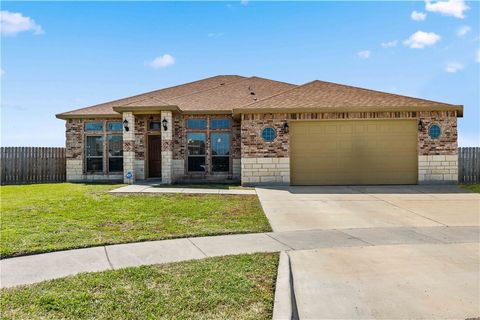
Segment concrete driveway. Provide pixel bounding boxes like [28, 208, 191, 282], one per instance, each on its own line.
[257, 185, 480, 232]
[258, 185, 480, 319]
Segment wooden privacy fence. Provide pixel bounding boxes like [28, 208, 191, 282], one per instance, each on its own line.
[458, 147, 480, 184]
[0, 147, 66, 185]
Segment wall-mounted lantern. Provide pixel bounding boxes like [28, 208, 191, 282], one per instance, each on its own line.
[283, 122, 289, 133]
[418, 119, 424, 132]
[162, 118, 168, 131]
[123, 119, 129, 132]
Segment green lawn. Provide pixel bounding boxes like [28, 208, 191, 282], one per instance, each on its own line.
[154, 183, 254, 190]
[461, 184, 480, 193]
[0, 253, 279, 320]
[0, 183, 271, 258]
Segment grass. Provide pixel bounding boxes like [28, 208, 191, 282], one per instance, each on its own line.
[0, 183, 271, 258]
[153, 183, 255, 190]
[0, 253, 279, 320]
[460, 184, 480, 193]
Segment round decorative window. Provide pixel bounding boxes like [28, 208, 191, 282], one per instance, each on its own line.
[428, 124, 441, 139]
[261, 127, 277, 142]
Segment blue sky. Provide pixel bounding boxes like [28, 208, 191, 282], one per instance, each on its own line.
[1, 1, 479, 146]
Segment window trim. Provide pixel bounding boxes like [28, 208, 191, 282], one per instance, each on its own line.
[84, 121, 104, 132]
[210, 118, 231, 130]
[261, 126, 277, 142]
[428, 123, 442, 140]
[107, 121, 123, 132]
[186, 131, 207, 172]
[148, 120, 162, 131]
[186, 118, 207, 130]
[210, 132, 231, 173]
[85, 135, 104, 173]
[107, 134, 123, 173]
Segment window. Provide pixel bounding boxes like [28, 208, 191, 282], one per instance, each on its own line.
[149, 121, 162, 131]
[428, 124, 441, 139]
[85, 122, 103, 131]
[211, 119, 230, 129]
[108, 121, 123, 132]
[187, 119, 207, 130]
[108, 135, 123, 172]
[86, 136, 103, 172]
[261, 127, 277, 142]
[211, 133, 230, 172]
[187, 133, 206, 171]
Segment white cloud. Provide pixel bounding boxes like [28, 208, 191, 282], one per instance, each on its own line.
[404, 31, 441, 49]
[381, 40, 398, 48]
[476, 49, 480, 63]
[411, 11, 427, 21]
[457, 25, 471, 37]
[240, 0, 249, 5]
[445, 62, 464, 72]
[147, 54, 175, 69]
[357, 50, 371, 59]
[0, 11, 43, 36]
[0, 68, 4, 77]
[425, 0, 469, 19]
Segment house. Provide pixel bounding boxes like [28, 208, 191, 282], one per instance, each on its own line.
[56, 75, 463, 185]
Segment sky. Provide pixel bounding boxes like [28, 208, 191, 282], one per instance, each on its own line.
[1, 0, 479, 147]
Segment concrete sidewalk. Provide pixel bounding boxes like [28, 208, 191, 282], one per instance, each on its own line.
[109, 184, 256, 195]
[2, 226, 478, 288]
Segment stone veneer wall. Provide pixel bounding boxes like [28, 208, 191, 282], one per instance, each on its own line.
[161, 111, 173, 184]
[240, 111, 458, 185]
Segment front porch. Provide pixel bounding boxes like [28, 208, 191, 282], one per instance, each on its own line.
[122, 111, 241, 185]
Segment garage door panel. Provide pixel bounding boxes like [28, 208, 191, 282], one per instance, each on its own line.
[290, 120, 418, 185]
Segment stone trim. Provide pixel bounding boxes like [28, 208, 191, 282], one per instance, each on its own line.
[419, 155, 458, 184]
[161, 111, 173, 184]
[241, 157, 290, 186]
[123, 112, 135, 183]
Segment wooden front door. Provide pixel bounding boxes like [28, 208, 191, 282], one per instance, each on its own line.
[148, 135, 162, 178]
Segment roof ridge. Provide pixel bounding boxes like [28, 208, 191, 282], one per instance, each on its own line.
[311, 79, 459, 107]
[236, 80, 316, 109]
[60, 75, 245, 114]
[162, 76, 252, 104]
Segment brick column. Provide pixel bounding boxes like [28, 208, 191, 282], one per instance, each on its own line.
[161, 111, 173, 184]
[123, 112, 135, 184]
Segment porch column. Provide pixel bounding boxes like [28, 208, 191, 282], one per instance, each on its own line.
[161, 111, 173, 184]
[123, 112, 135, 184]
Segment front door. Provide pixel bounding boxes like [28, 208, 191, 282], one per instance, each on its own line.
[148, 135, 162, 178]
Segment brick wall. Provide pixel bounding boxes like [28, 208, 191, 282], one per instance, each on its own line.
[66, 119, 83, 160]
[65, 118, 123, 182]
[418, 111, 457, 155]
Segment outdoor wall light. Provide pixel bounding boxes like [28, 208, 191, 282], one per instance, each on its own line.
[162, 118, 168, 131]
[283, 122, 289, 133]
[123, 119, 129, 132]
[418, 119, 424, 132]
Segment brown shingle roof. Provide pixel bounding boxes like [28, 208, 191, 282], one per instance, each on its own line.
[234, 80, 463, 115]
[120, 76, 296, 112]
[56, 75, 245, 118]
[56, 76, 462, 118]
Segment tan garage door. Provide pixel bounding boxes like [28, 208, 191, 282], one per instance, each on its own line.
[290, 120, 418, 185]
